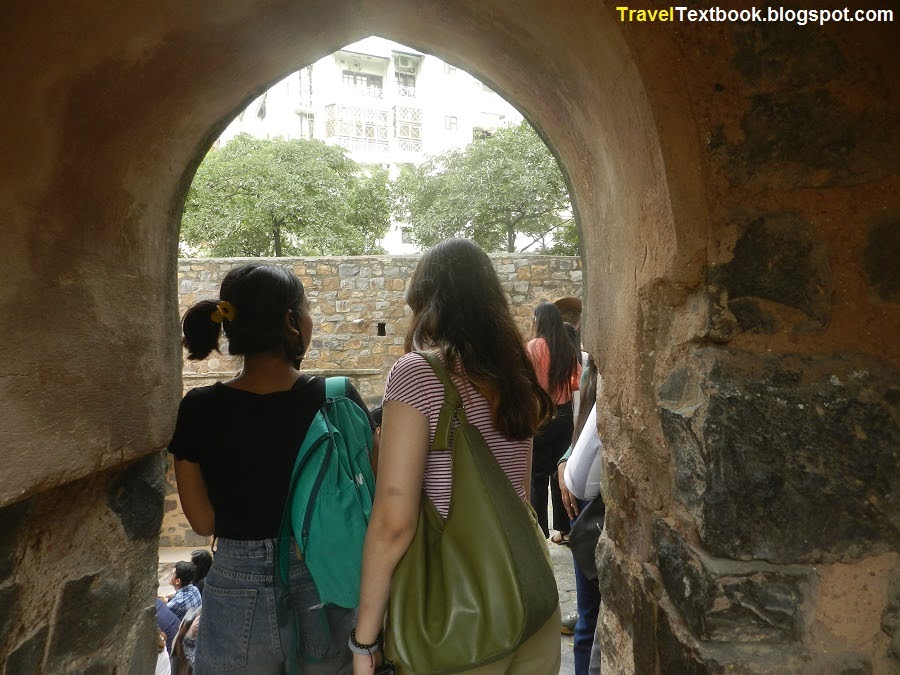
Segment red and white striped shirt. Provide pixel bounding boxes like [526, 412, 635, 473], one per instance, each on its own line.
[383, 351, 531, 518]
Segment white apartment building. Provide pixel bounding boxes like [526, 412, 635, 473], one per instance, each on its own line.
[218, 37, 523, 254]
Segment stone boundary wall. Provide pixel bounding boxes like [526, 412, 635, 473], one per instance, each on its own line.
[162, 254, 581, 546]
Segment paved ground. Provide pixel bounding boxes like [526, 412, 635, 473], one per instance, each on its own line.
[550, 539, 578, 675]
[159, 543, 579, 673]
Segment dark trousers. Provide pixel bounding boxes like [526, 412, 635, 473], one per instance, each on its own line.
[572, 499, 601, 675]
[530, 401, 574, 538]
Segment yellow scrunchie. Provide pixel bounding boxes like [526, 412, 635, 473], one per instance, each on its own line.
[210, 300, 236, 323]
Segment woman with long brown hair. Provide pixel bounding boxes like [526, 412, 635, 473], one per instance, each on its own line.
[352, 238, 559, 674]
[527, 302, 581, 541]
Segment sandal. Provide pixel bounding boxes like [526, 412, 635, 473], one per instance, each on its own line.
[549, 530, 569, 545]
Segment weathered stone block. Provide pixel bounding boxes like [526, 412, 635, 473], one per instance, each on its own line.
[883, 568, 900, 662]
[4, 625, 48, 675]
[0, 497, 30, 581]
[731, 89, 859, 179]
[712, 213, 831, 334]
[654, 519, 814, 643]
[0, 581, 19, 643]
[864, 218, 900, 303]
[107, 452, 166, 541]
[597, 535, 660, 675]
[732, 23, 847, 88]
[659, 348, 899, 563]
[656, 593, 871, 675]
[47, 572, 130, 667]
[601, 529, 873, 673]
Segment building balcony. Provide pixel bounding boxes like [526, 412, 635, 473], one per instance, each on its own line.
[396, 138, 422, 152]
[397, 85, 417, 99]
[343, 84, 384, 100]
[334, 136, 389, 154]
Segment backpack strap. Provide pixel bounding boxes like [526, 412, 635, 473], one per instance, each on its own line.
[417, 351, 464, 452]
[325, 376, 348, 400]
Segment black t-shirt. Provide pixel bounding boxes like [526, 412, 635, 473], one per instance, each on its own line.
[168, 375, 372, 540]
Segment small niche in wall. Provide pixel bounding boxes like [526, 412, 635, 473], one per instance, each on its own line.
[377, 322, 387, 336]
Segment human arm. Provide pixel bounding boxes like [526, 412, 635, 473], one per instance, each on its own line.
[168, 392, 215, 537]
[353, 399, 430, 673]
[563, 404, 602, 501]
[558, 458, 580, 520]
[173, 459, 215, 537]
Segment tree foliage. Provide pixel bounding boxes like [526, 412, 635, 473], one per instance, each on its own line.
[393, 121, 574, 253]
[181, 134, 390, 257]
[544, 219, 580, 256]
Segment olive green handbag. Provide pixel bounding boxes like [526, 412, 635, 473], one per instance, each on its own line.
[384, 352, 558, 674]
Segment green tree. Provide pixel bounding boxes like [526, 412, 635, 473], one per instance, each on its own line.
[544, 218, 580, 256]
[181, 134, 390, 257]
[393, 121, 573, 253]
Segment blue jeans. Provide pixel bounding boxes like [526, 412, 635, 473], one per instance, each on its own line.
[194, 538, 354, 674]
[572, 500, 601, 675]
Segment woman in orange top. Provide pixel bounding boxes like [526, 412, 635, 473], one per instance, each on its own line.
[526, 302, 581, 541]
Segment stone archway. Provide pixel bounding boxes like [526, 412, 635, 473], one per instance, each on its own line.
[1, 2, 896, 672]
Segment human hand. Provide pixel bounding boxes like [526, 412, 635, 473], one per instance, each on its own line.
[558, 461, 580, 520]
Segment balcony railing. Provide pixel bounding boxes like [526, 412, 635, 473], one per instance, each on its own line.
[335, 137, 389, 153]
[397, 85, 417, 99]
[343, 85, 384, 100]
[397, 139, 423, 152]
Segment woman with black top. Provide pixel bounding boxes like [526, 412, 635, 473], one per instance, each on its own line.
[168, 264, 369, 674]
[526, 302, 581, 541]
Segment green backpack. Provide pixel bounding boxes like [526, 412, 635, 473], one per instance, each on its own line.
[275, 376, 375, 609]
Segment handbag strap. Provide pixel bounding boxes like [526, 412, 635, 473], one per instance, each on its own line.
[416, 351, 465, 452]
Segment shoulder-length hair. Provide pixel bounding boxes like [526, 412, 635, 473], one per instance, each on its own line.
[533, 302, 580, 398]
[405, 239, 552, 440]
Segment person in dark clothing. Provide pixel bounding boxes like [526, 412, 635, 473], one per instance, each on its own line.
[156, 598, 180, 653]
[190, 549, 213, 594]
[169, 264, 372, 674]
[526, 302, 581, 541]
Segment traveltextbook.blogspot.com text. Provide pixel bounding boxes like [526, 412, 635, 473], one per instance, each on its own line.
[616, 5, 893, 26]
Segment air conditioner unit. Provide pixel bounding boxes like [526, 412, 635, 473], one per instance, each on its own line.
[397, 56, 417, 74]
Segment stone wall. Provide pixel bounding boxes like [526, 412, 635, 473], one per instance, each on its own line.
[590, 11, 900, 674]
[0, 455, 165, 674]
[160, 254, 582, 546]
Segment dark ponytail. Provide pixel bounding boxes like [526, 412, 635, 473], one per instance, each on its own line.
[182, 300, 223, 361]
[180, 264, 306, 363]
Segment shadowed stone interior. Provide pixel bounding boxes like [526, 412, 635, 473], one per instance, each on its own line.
[659, 349, 899, 563]
[654, 519, 814, 643]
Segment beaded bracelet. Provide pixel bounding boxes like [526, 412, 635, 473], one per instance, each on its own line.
[348, 628, 383, 657]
